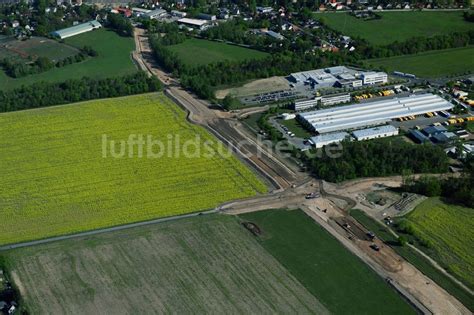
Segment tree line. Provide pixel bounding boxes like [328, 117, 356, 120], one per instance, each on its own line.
[403, 155, 474, 208]
[306, 139, 449, 182]
[0, 46, 98, 78]
[0, 72, 162, 113]
[107, 13, 133, 37]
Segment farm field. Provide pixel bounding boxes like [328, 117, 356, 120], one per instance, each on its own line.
[403, 198, 474, 289]
[0, 29, 136, 91]
[319, 11, 474, 45]
[0, 93, 266, 246]
[167, 38, 269, 67]
[350, 209, 474, 311]
[367, 46, 474, 78]
[2, 215, 328, 314]
[239, 209, 416, 315]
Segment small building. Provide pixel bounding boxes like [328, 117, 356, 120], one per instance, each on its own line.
[310, 132, 350, 148]
[352, 125, 399, 141]
[422, 125, 447, 137]
[409, 130, 430, 143]
[11, 20, 20, 28]
[50, 20, 102, 39]
[257, 6, 273, 14]
[281, 113, 296, 120]
[197, 13, 217, 21]
[293, 98, 319, 111]
[432, 132, 456, 143]
[361, 71, 388, 85]
[266, 30, 284, 40]
[132, 7, 152, 17]
[177, 18, 209, 30]
[321, 94, 351, 106]
[144, 8, 167, 20]
[171, 10, 187, 18]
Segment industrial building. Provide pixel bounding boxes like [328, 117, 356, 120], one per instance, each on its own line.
[409, 130, 430, 143]
[361, 72, 388, 85]
[293, 98, 318, 111]
[293, 93, 351, 111]
[144, 8, 167, 19]
[298, 93, 453, 134]
[321, 94, 351, 106]
[177, 18, 209, 30]
[50, 20, 102, 39]
[288, 66, 387, 90]
[310, 132, 350, 148]
[352, 125, 399, 141]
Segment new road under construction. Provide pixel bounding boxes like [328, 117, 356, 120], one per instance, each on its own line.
[130, 27, 471, 315]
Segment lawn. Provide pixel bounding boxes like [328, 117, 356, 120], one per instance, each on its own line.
[0, 93, 266, 246]
[403, 198, 474, 289]
[2, 215, 327, 314]
[280, 118, 313, 138]
[350, 209, 474, 311]
[319, 11, 473, 46]
[367, 46, 474, 78]
[239, 209, 416, 315]
[0, 29, 137, 91]
[167, 38, 269, 67]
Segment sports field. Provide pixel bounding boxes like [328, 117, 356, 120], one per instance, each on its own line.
[0, 29, 136, 91]
[0, 93, 266, 246]
[404, 198, 474, 288]
[367, 46, 474, 78]
[2, 215, 327, 314]
[167, 38, 269, 67]
[319, 11, 473, 45]
[0, 36, 79, 62]
[239, 209, 416, 315]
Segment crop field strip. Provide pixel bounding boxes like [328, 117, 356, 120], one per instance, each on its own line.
[404, 198, 474, 289]
[3, 215, 328, 314]
[240, 209, 417, 315]
[0, 28, 137, 91]
[319, 11, 474, 46]
[0, 93, 266, 245]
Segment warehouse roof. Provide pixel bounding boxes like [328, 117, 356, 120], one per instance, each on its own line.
[422, 125, 447, 136]
[352, 125, 398, 139]
[177, 18, 208, 27]
[51, 20, 101, 39]
[310, 132, 350, 148]
[298, 94, 453, 134]
[409, 130, 430, 143]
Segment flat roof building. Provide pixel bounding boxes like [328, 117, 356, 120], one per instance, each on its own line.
[422, 125, 447, 137]
[177, 18, 209, 30]
[298, 93, 453, 134]
[361, 72, 388, 85]
[310, 132, 350, 148]
[352, 125, 399, 141]
[144, 8, 167, 19]
[50, 20, 102, 39]
[409, 130, 430, 143]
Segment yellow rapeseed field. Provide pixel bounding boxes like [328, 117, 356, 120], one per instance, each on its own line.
[0, 93, 267, 245]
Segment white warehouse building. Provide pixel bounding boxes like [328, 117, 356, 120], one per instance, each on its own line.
[298, 93, 453, 134]
[352, 125, 399, 141]
[310, 132, 350, 148]
[50, 20, 102, 39]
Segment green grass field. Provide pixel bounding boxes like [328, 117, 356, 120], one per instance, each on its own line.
[367, 46, 474, 78]
[0, 29, 136, 91]
[2, 214, 327, 313]
[319, 11, 473, 45]
[239, 209, 416, 315]
[0, 36, 79, 62]
[404, 198, 474, 288]
[167, 38, 269, 67]
[0, 93, 266, 246]
[280, 118, 313, 138]
[350, 209, 474, 311]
